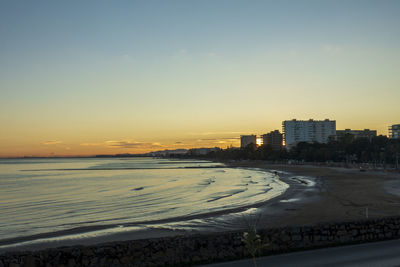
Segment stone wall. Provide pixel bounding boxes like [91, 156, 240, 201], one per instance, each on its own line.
[2, 217, 400, 267]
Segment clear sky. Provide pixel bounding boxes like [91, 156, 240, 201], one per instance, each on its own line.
[1, 0, 399, 157]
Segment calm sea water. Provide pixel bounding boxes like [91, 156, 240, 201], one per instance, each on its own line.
[0, 158, 288, 249]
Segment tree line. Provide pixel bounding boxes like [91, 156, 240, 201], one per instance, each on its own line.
[190, 135, 400, 168]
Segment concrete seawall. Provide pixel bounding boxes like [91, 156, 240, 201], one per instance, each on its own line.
[2, 216, 400, 266]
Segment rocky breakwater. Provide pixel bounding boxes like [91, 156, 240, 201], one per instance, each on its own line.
[0, 233, 246, 267]
[2, 217, 400, 266]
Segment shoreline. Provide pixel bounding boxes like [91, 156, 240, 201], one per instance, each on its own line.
[222, 162, 323, 229]
[0, 162, 302, 253]
[227, 161, 400, 228]
[4, 216, 400, 266]
[2, 160, 400, 254]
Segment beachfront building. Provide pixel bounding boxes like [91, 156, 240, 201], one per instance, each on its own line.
[282, 119, 336, 149]
[240, 135, 257, 148]
[262, 130, 283, 150]
[332, 129, 377, 141]
[389, 124, 400, 139]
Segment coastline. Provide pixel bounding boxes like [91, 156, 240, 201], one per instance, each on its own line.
[225, 161, 400, 228]
[0, 161, 303, 253]
[2, 160, 400, 255]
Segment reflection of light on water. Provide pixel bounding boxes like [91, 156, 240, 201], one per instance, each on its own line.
[269, 169, 290, 175]
[148, 208, 261, 233]
[291, 176, 316, 187]
[0, 158, 292, 244]
[280, 198, 300, 203]
[240, 208, 259, 214]
[0, 226, 143, 250]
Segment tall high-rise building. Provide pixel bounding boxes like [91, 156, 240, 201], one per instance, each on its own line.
[262, 130, 283, 150]
[240, 135, 257, 148]
[282, 119, 336, 149]
[389, 124, 400, 139]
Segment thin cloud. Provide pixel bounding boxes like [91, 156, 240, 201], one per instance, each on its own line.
[105, 140, 165, 149]
[199, 137, 240, 141]
[188, 131, 247, 136]
[43, 140, 62, 145]
[79, 140, 165, 149]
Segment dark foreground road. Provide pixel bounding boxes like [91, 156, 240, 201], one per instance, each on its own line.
[201, 239, 400, 267]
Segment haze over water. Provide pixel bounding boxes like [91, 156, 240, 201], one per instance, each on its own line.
[0, 158, 287, 249]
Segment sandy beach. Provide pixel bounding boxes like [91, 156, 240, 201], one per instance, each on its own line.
[226, 161, 400, 228]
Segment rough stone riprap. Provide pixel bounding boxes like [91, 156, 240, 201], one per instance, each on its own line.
[2, 216, 400, 266]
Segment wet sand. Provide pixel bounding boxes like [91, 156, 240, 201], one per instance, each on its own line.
[227, 161, 400, 228]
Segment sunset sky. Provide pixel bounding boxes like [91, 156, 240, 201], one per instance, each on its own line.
[1, 0, 400, 157]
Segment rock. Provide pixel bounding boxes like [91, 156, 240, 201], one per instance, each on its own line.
[120, 256, 132, 265]
[192, 255, 201, 262]
[340, 236, 350, 242]
[281, 234, 291, 242]
[90, 257, 98, 266]
[81, 257, 90, 266]
[67, 258, 76, 267]
[99, 257, 107, 266]
[337, 230, 347, 236]
[112, 258, 120, 266]
[292, 227, 301, 234]
[24, 255, 37, 267]
[82, 248, 94, 257]
[314, 235, 321, 241]
[291, 235, 302, 241]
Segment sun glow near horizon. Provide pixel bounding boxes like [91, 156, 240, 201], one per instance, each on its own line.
[256, 138, 263, 146]
[0, 1, 399, 157]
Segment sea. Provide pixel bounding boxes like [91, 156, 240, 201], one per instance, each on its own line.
[0, 157, 288, 251]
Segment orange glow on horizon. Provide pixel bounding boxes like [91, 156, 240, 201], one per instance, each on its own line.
[0, 137, 243, 158]
[256, 138, 263, 146]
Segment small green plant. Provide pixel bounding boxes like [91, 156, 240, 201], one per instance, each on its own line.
[242, 214, 269, 267]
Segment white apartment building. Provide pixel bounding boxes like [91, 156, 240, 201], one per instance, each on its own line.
[282, 119, 336, 149]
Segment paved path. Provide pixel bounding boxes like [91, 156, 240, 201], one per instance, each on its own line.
[200, 239, 400, 267]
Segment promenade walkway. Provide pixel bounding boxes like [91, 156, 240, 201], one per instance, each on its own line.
[201, 238, 400, 267]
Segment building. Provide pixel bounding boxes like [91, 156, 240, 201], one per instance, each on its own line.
[333, 129, 377, 141]
[262, 130, 283, 150]
[240, 135, 257, 148]
[282, 119, 336, 149]
[389, 124, 400, 139]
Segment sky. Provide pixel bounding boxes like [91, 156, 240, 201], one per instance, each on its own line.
[1, 0, 400, 157]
